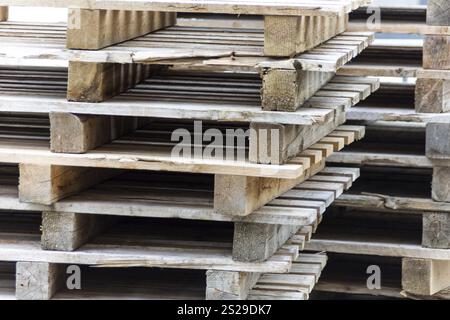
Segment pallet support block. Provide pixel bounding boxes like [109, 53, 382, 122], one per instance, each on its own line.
[19, 164, 118, 205]
[0, 6, 7, 21]
[261, 69, 334, 111]
[402, 258, 450, 296]
[206, 271, 261, 300]
[415, 77, 450, 113]
[249, 118, 342, 165]
[427, 0, 450, 26]
[263, 15, 347, 57]
[67, 61, 160, 102]
[16, 262, 65, 300]
[214, 160, 324, 216]
[50, 113, 141, 153]
[422, 212, 450, 249]
[233, 223, 299, 262]
[42, 212, 117, 251]
[67, 9, 176, 49]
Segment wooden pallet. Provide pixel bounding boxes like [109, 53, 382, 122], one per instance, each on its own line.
[0, 67, 378, 123]
[0, 20, 374, 110]
[0, 1, 371, 55]
[311, 254, 450, 300]
[0, 155, 358, 261]
[0, 252, 327, 300]
[0, 208, 328, 300]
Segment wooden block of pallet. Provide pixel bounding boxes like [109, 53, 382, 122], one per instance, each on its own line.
[423, 212, 450, 250]
[16, 262, 64, 300]
[427, 0, 450, 27]
[18, 164, 119, 205]
[67, 9, 176, 50]
[0, 6, 7, 21]
[402, 258, 450, 296]
[67, 62, 163, 102]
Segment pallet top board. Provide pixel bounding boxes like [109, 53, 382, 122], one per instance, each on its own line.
[0, 21, 374, 72]
[0, 0, 370, 16]
[0, 164, 359, 225]
[0, 68, 379, 125]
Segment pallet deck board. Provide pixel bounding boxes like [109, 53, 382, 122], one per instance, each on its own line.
[0, 21, 373, 72]
[0, 0, 367, 16]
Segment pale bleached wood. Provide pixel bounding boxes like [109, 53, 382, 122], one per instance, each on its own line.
[0, 0, 353, 17]
[67, 62, 157, 102]
[16, 262, 64, 300]
[50, 113, 143, 153]
[402, 258, 450, 296]
[427, 0, 450, 26]
[206, 271, 260, 300]
[18, 164, 118, 205]
[42, 212, 117, 251]
[232, 223, 299, 262]
[67, 9, 176, 50]
[261, 69, 334, 111]
[422, 212, 450, 249]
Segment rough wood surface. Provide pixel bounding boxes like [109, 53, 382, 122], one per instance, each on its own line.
[427, 0, 450, 26]
[432, 167, 450, 202]
[206, 271, 260, 300]
[0, 0, 360, 16]
[67, 9, 176, 49]
[42, 212, 117, 251]
[67, 62, 157, 102]
[16, 262, 64, 300]
[415, 78, 450, 113]
[261, 69, 334, 111]
[18, 164, 118, 205]
[423, 36, 450, 70]
[232, 223, 299, 263]
[402, 258, 450, 296]
[423, 212, 450, 249]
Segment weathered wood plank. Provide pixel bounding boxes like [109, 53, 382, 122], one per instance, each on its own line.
[432, 167, 450, 202]
[402, 258, 450, 296]
[16, 262, 64, 300]
[67, 9, 176, 49]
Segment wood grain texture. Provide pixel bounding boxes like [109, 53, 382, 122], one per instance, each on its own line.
[67, 9, 176, 49]
[422, 212, 450, 249]
[402, 258, 450, 296]
[206, 271, 260, 300]
[415, 78, 450, 113]
[427, 0, 450, 26]
[16, 262, 64, 300]
[19, 164, 118, 205]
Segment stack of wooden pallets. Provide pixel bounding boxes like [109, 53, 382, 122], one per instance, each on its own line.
[0, 1, 378, 300]
[307, 0, 450, 300]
